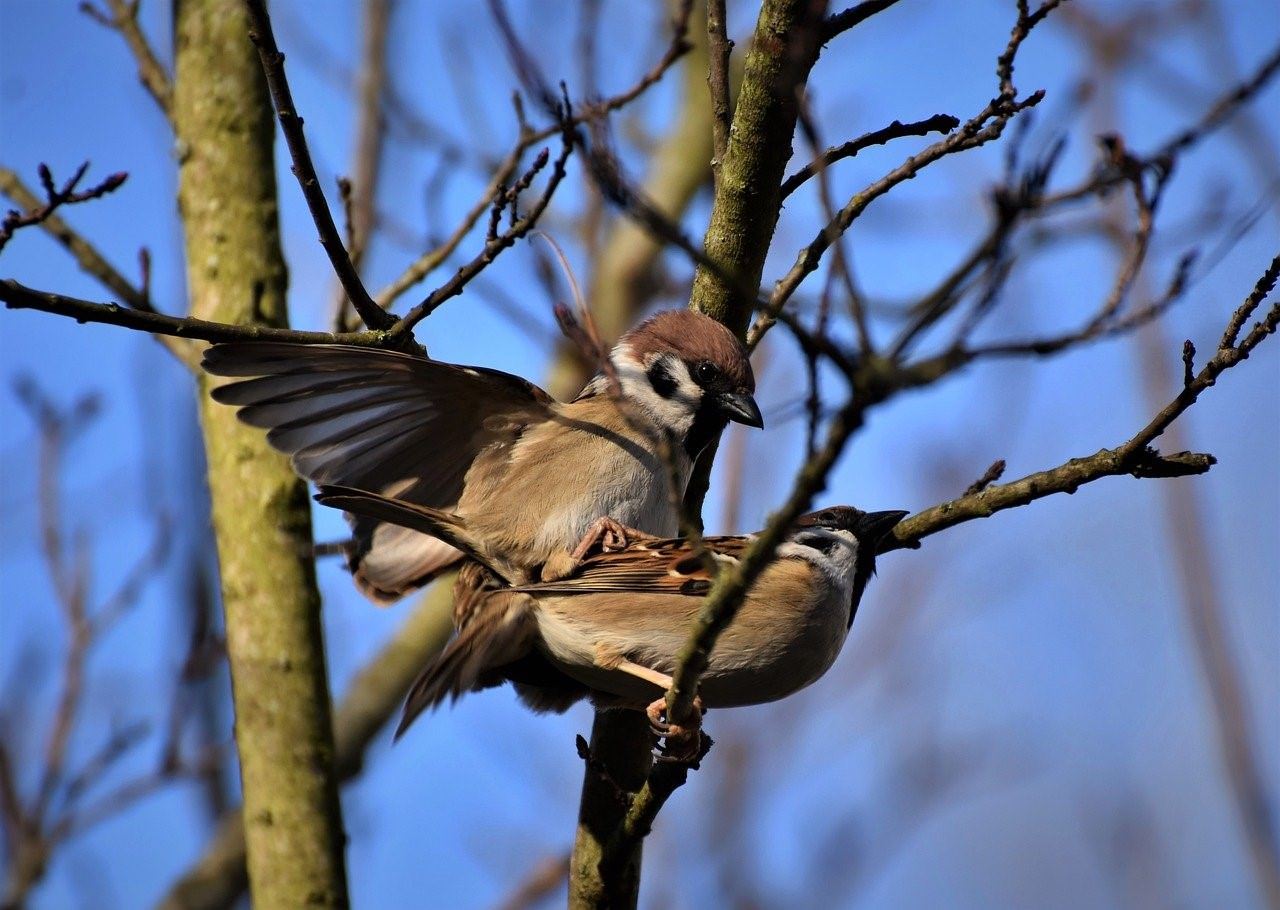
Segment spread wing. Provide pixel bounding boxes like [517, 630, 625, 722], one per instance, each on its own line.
[203, 342, 555, 601]
[514, 536, 752, 597]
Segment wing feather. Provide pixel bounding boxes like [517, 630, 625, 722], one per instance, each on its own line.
[204, 342, 555, 601]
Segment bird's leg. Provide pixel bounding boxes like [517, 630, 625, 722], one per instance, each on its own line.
[594, 652, 705, 761]
[540, 516, 639, 581]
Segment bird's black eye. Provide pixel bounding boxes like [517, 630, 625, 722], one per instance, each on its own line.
[694, 361, 719, 384]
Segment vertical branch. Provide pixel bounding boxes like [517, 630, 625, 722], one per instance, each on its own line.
[682, 0, 828, 523]
[706, 0, 732, 185]
[687, 0, 827, 336]
[1136, 319, 1280, 910]
[569, 712, 654, 910]
[173, 1, 349, 907]
[569, 5, 828, 907]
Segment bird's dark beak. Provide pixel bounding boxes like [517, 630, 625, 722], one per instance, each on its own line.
[854, 510, 909, 543]
[717, 390, 764, 428]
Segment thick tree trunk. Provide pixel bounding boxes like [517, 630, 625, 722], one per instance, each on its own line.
[173, 1, 350, 906]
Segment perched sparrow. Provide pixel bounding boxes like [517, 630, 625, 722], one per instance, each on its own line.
[313, 486, 906, 741]
[202, 310, 761, 602]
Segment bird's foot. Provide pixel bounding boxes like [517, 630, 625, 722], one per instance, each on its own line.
[645, 695, 706, 763]
[541, 516, 634, 582]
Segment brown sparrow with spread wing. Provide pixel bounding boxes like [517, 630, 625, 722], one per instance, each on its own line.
[202, 310, 761, 602]
[313, 487, 906, 745]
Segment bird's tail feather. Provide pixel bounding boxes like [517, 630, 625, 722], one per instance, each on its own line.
[394, 589, 536, 739]
[314, 485, 508, 581]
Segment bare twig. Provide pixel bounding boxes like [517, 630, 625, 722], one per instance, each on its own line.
[488, 0, 694, 126]
[243, 0, 397, 331]
[388, 118, 575, 339]
[331, 0, 395, 331]
[885, 254, 1279, 551]
[751, 1, 1059, 349]
[821, 0, 903, 42]
[0, 280, 384, 347]
[0, 163, 126, 253]
[779, 113, 961, 200]
[373, 143, 527, 310]
[79, 0, 174, 117]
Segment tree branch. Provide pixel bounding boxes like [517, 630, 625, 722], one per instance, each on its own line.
[0, 167, 199, 369]
[79, 0, 174, 117]
[885, 253, 1279, 551]
[243, 0, 396, 331]
[0, 162, 126, 253]
[821, 0, 903, 42]
[779, 112, 961, 200]
[0, 280, 385, 347]
[388, 121, 575, 340]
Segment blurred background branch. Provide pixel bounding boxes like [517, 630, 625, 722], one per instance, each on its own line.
[0, 0, 1276, 908]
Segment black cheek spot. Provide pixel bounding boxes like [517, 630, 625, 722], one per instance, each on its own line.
[683, 405, 727, 459]
[646, 359, 679, 399]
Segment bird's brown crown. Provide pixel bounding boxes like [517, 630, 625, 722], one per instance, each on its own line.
[621, 310, 755, 392]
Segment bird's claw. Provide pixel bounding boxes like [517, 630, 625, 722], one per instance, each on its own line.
[541, 516, 633, 582]
[645, 696, 705, 763]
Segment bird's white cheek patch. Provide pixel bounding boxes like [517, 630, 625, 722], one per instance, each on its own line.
[611, 349, 701, 438]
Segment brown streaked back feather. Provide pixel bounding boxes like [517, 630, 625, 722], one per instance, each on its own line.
[512, 535, 752, 596]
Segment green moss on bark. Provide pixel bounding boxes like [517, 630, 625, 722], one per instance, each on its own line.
[688, 0, 824, 336]
[173, 1, 349, 906]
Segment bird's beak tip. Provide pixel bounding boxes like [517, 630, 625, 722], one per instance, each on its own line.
[720, 391, 764, 428]
[858, 510, 909, 541]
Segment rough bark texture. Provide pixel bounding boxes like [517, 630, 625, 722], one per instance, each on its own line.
[173, 1, 350, 906]
[568, 711, 654, 910]
[158, 581, 456, 910]
[688, 0, 825, 335]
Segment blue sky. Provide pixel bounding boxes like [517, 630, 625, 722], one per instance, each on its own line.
[1, 1, 1277, 907]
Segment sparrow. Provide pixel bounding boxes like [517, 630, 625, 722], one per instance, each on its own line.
[202, 309, 762, 602]
[313, 486, 907, 743]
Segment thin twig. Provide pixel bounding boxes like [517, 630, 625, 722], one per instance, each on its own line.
[0, 280, 384, 347]
[779, 113, 961, 200]
[389, 117, 575, 339]
[79, 0, 174, 117]
[821, 0, 904, 42]
[0, 163, 127, 253]
[707, 0, 732, 185]
[243, 0, 397, 331]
